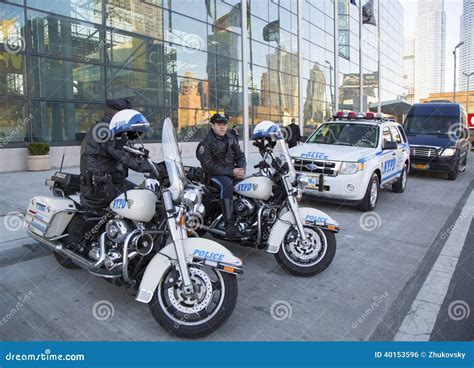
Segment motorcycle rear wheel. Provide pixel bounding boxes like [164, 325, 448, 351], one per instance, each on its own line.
[149, 265, 238, 338]
[275, 226, 336, 277]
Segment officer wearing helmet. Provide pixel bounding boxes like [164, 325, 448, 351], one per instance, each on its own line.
[80, 99, 152, 210]
[196, 113, 246, 238]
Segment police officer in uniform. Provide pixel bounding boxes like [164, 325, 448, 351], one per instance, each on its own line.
[80, 99, 152, 210]
[196, 113, 246, 238]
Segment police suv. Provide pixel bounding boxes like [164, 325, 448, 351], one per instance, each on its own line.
[290, 112, 410, 211]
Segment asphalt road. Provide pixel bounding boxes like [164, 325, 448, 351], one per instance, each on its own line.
[0, 153, 472, 341]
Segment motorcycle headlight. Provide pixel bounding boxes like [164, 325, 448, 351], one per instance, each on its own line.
[181, 187, 202, 207]
[340, 162, 364, 175]
[441, 147, 457, 157]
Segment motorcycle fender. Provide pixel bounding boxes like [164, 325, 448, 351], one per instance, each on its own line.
[266, 207, 339, 254]
[135, 238, 242, 303]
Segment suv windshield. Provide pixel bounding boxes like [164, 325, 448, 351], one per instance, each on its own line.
[404, 116, 459, 135]
[308, 123, 379, 148]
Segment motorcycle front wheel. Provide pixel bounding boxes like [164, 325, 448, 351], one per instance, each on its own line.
[275, 225, 336, 277]
[149, 264, 238, 338]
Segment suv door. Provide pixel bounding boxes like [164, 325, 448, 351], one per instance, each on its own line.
[389, 124, 407, 174]
[380, 125, 398, 183]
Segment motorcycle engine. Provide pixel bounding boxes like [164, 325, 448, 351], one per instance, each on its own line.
[235, 197, 255, 217]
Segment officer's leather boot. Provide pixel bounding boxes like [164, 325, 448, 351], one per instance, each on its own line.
[221, 199, 240, 238]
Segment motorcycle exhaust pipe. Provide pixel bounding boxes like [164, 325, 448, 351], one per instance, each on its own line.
[28, 231, 106, 271]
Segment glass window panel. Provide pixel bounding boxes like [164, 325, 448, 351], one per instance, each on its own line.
[177, 75, 209, 111]
[0, 3, 25, 55]
[249, 16, 269, 45]
[0, 99, 29, 144]
[167, 0, 209, 22]
[208, 26, 241, 60]
[212, 1, 242, 35]
[250, 0, 268, 21]
[165, 43, 209, 80]
[268, 0, 278, 21]
[30, 101, 103, 142]
[30, 56, 106, 101]
[279, 7, 291, 32]
[107, 67, 164, 107]
[250, 39, 270, 67]
[107, 0, 164, 39]
[165, 12, 208, 53]
[0, 51, 25, 95]
[107, 30, 164, 72]
[28, 10, 103, 62]
[27, 0, 102, 24]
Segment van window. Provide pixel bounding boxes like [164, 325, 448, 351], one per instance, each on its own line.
[404, 104, 460, 135]
[389, 126, 402, 143]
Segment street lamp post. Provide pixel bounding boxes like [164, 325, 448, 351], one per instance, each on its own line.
[453, 41, 464, 102]
[464, 72, 474, 114]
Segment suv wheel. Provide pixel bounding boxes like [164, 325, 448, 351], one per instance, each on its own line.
[392, 163, 408, 193]
[448, 166, 458, 180]
[358, 173, 379, 212]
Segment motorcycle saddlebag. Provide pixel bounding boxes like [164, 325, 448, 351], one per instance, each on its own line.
[25, 196, 76, 238]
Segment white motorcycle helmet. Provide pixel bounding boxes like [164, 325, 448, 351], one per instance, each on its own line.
[252, 120, 283, 141]
[109, 109, 151, 139]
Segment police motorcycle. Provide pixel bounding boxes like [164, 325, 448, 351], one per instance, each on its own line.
[186, 121, 338, 277]
[24, 117, 242, 338]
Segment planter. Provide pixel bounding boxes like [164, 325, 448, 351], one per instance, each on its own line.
[26, 154, 51, 171]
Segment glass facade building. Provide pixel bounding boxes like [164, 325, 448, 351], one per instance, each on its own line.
[0, 0, 404, 147]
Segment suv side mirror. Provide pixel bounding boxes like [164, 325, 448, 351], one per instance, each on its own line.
[383, 141, 398, 150]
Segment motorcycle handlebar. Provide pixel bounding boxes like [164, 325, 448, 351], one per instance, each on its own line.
[124, 145, 148, 158]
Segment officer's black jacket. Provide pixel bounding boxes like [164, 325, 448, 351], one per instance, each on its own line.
[196, 130, 246, 178]
[80, 116, 151, 184]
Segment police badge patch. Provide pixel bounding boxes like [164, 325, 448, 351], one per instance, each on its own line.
[198, 145, 205, 155]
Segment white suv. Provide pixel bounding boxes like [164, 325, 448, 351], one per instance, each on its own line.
[290, 112, 410, 211]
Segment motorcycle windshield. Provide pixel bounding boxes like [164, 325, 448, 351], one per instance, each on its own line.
[162, 118, 186, 200]
[275, 134, 297, 183]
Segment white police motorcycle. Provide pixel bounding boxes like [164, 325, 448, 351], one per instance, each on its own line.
[187, 121, 339, 277]
[25, 116, 242, 338]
